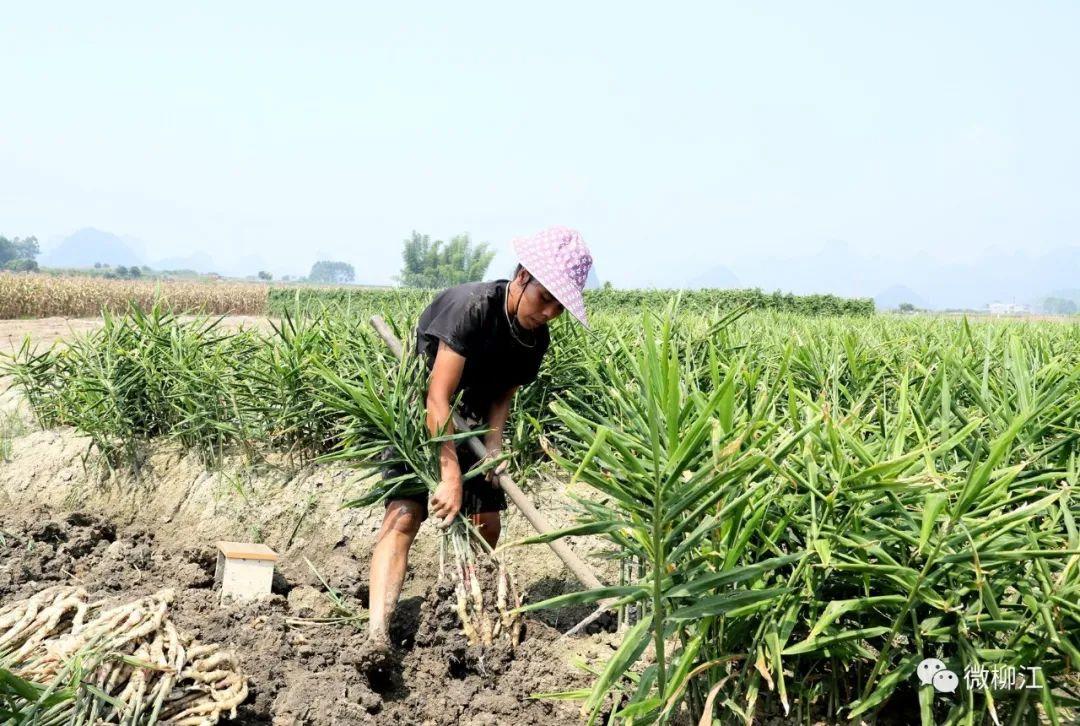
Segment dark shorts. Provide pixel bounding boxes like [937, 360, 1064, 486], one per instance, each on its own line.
[380, 437, 508, 517]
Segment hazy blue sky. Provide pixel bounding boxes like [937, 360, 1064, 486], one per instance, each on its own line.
[2, 2, 1078, 288]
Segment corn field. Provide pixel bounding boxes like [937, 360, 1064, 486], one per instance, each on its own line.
[3, 297, 1078, 724]
[0, 273, 267, 318]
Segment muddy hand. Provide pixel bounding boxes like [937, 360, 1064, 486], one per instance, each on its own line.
[483, 452, 510, 486]
[429, 476, 462, 528]
[486, 460, 509, 486]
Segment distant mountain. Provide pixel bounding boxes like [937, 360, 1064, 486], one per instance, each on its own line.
[727, 242, 1080, 310]
[153, 252, 217, 273]
[1046, 288, 1080, 304]
[41, 228, 144, 268]
[733, 240, 884, 299]
[915, 246, 1080, 309]
[874, 285, 926, 310]
[687, 265, 740, 290]
[220, 254, 271, 278]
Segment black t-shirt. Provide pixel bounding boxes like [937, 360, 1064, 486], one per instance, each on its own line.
[414, 279, 549, 418]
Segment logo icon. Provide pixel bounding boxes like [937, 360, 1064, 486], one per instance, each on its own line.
[932, 669, 959, 693]
[918, 658, 958, 693]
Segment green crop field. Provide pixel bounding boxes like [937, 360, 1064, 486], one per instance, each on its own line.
[3, 292, 1078, 724]
[266, 286, 876, 318]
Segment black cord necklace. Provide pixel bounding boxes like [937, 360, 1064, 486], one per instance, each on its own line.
[504, 281, 537, 348]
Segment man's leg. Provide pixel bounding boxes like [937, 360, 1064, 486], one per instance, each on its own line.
[368, 498, 425, 645]
[469, 511, 501, 550]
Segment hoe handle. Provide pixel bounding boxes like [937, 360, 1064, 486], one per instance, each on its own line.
[370, 315, 605, 592]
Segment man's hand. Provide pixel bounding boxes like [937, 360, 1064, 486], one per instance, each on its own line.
[429, 473, 463, 527]
[482, 447, 510, 486]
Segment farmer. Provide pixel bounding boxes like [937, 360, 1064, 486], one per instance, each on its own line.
[366, 226, 593, 650]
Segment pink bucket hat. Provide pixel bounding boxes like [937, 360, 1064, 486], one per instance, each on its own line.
[512, 226, 593, 328]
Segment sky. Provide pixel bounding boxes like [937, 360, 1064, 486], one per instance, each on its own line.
[2, 2, 1078, 290]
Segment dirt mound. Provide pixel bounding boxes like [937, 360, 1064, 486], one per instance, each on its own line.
[0, 510, 601, 724]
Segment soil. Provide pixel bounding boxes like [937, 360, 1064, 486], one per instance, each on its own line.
[0, 509, 611, 725]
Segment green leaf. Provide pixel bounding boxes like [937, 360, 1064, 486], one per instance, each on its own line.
[515, 586, 647, 613]
[82, 682, 127, 710]
[530, 688, 590, 701]
[842, 448, 924, 485]
[614, 696, 663, 720]
[803, 596, 905, 641]
[665, 553, 806, 598]
[919, 493, 948, 554]
[782, 626, 891, 656]
[497, 520, 628, 550]
[668, 587, 790, 621]
[583, 615, 654, 724]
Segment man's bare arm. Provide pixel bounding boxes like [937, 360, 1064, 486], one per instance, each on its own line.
[427, 340, 466, 524]
[482, 385, 519, 481]
[484, 385, 518, 452]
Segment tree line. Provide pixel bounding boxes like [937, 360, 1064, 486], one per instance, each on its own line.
[0, 236, 40, 272]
